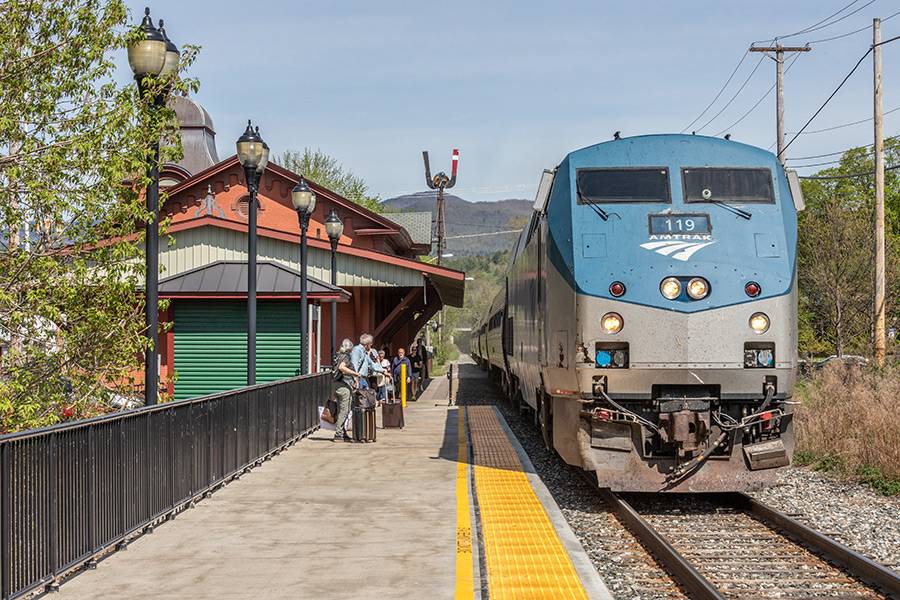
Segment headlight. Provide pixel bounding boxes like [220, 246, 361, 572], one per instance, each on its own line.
[749, 312, 770, 334]
[687, 277, 709, 300]
[601, 312, 623, 334]
[660, 277, 681, 300]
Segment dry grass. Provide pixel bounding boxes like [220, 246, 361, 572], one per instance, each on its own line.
[794, 362, 900, 493]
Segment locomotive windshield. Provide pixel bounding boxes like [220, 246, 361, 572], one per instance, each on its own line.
[682, 168, 774, 204]
[576, 168, 670, 203]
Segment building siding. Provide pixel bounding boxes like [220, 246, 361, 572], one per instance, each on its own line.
[160, 226, 422, 288]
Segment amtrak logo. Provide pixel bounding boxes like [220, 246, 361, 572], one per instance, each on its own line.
[640, 235, 716, 262]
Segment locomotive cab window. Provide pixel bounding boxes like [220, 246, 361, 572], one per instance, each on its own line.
[576, 168, 670, 204]
[682, 168, 775, 204]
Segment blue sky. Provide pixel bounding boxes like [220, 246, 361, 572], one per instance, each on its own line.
[124, 1, 900, 202]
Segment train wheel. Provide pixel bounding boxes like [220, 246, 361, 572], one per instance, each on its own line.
[538, 393, 553, 450]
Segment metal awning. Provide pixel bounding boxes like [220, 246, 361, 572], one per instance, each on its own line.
[157, 260, 351, 300]
[430, 272, 465, 308]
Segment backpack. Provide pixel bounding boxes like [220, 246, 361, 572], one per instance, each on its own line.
[333, 352, 348, 382]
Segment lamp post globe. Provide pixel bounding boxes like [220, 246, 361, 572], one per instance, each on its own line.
[127, 7, 167, 79]
[291, 178, 316, 214]
[256, 135, 270, 175]
[157, 19, 180, 78]
[236, 121, 266, 170]
[325, 209, 343, 242]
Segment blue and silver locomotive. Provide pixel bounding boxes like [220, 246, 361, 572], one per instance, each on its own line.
[472, 134, 804, 492]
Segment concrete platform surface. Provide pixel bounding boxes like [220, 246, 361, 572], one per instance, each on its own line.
[59, 381, 460, 600]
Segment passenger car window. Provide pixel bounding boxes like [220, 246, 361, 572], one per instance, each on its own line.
[682, 168, 774, 204]
[576, 168, 670, 204]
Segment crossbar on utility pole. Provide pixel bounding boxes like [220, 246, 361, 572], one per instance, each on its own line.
[873, 18, 886, 366]
[750, 45, 812, 164]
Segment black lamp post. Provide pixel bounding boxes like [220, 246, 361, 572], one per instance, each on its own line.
[127, 7, 178, 406]
[291, 178, 316, 374]
[236, 122, 269, 385]
[324, 210, 344, 362]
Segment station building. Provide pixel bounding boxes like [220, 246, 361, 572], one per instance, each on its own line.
[145, 97, 464, 399]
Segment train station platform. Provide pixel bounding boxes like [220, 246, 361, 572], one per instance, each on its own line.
[56, 366, 610, 599]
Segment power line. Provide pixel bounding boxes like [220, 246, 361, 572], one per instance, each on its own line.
[713, 51, 803, 137]
[764, 0, 869, 42]
[789, 158, 845, 168]
[682, 1, 885, 138]
[445, 229, 522, 240]
[786, 105, 900, 134]
[696, 53, 768, 133]
[680, 50, 750, 133]
[782, 33, 900, 157]
[811, 9, 900, 43]
[799, 163, 900, 180]
[786, 142, 875, 160]
[780, 46, 872, 158]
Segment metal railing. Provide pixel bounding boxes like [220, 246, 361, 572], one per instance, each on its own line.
[0, 373, 329, 599]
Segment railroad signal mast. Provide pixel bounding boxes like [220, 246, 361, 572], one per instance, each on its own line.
[422, 149, 459, 266]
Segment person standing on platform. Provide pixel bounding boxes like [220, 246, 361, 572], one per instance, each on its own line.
[410, 341, 423, 398]
[378, 349, 392, 401]
[392, 347, 412, 401]
[415, 337, 429, 380]
[350, 333, 383, 389]
[332, 338, 360, 443]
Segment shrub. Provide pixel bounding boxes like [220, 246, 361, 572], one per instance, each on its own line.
[794, 362, 900, 493]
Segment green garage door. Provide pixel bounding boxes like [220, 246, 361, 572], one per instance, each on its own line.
[173, 300, 302, 400]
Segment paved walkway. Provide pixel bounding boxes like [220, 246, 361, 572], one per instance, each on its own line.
[58, 364, 610, 599]
[60, 380, 460, 599]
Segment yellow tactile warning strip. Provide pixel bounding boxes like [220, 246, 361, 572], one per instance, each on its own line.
[455, 407, 474, 599]
[467, 406, 588, 600]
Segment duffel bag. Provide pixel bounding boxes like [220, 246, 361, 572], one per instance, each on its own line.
[353, 387, 378, 409]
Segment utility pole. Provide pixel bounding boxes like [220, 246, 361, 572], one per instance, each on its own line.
[873, 18, 886, 367]
[750, 44, 811, 164]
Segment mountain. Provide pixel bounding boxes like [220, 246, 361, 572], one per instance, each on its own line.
[382, 191, 532, 257]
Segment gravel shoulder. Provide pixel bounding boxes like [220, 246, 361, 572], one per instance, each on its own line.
[749, 466, 900, 571]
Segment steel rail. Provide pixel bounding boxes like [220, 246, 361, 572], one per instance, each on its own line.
[598, 488, 727, 600]
[728, 492, 900, 598]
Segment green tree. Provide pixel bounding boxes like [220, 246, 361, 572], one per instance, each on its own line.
[278, 148, 382, 213]
[797, 138, 900, 357]
[0, 1, 198, 432]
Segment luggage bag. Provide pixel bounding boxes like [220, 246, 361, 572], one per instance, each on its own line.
[352, 405, 377, 442]
[382, 401, 404, 428]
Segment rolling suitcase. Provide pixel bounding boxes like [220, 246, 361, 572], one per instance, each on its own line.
[382, 401, 404, 428]
[351, 405, 377, 442]
[365, 406, 377, 441]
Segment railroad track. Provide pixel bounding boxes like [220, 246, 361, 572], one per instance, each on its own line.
[599, 488, 900, 600]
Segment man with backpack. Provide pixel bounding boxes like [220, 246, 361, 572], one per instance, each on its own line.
[332, 338, 360, 442]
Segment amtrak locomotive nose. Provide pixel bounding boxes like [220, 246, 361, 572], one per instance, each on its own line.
[472, 134, 803, 492]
